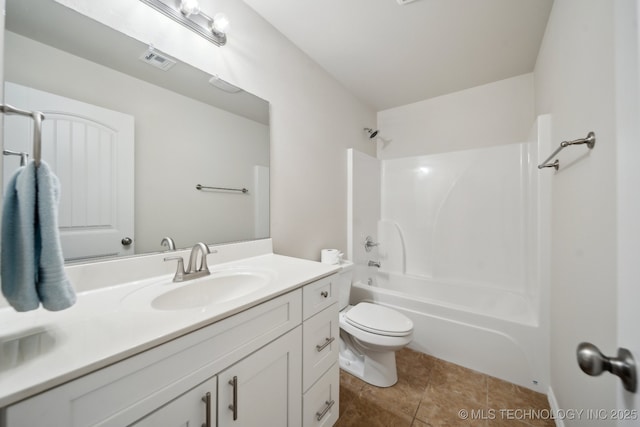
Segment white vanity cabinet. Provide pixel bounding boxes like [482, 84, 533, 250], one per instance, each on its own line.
[1, 272, 341, 427]
[131, 375, 217, 427]
[301, 275, 340, 427]
[132, 327, 303, 427]
[1, 288, 304, 427]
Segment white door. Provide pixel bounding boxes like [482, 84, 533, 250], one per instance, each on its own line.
[3, 82, 135, 261]
[616, 0, 640, 423]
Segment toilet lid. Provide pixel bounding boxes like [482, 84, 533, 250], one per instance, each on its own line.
[345, 302, 413, 337]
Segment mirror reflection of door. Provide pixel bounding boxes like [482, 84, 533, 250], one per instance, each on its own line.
[3, 82, 135, 262]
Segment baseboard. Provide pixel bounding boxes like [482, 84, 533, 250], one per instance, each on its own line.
[547, 385, 565, 427]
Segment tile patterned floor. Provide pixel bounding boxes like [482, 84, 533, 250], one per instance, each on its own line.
[336, 348, 555, 427]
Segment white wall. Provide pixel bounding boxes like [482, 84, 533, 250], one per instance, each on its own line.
[535, 0, 618, 423]
[53, 0, 377, 261]
[377, 73, 535, 159]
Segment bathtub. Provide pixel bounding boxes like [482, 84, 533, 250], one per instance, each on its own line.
[349, 271, 547, 393]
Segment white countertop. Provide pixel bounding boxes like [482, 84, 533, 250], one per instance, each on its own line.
[0, 252, 339, 408]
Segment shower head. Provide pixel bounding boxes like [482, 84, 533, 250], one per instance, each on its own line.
[364, 127, 379, 139]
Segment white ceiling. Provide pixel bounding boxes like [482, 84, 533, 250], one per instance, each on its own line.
[242, 0, 554, 111]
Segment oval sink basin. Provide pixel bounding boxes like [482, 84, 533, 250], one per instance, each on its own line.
[152, 272, 269, 310]
[122, 268, 275, 312]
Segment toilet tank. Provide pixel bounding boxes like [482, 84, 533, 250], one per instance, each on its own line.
[336, 260, 354, 310]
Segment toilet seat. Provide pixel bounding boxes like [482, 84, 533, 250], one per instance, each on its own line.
[344, 302, 413, 337]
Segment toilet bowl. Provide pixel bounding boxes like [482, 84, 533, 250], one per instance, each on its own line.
[336, 261, 413, 387]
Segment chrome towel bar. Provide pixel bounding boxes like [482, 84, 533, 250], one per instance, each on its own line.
[196, 184, 249, 194]
[538, 131, 596, 171]
[0, 104, 45, 167]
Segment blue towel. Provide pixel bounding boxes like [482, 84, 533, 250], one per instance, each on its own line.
[1, 161, 76, 311]
[1, 163, 38, 311]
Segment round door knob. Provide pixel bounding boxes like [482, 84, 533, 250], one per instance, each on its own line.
[121, 237, 133, 246]
[577, 342, 606, 376]
[576, 342, 637, 393]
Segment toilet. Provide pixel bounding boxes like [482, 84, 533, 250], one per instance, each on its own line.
[337, 261, 414, 387]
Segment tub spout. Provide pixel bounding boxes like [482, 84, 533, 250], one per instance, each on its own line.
[368, 260, 381, 268]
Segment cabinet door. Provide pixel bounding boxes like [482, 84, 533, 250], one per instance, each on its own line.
[130, 375, 217, 427]
[218, 327, 302, 427]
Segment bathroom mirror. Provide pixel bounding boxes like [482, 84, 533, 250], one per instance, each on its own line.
[2, 0, 270, 262]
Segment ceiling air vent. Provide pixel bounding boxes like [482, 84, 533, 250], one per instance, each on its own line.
[139, 47, 176, 71]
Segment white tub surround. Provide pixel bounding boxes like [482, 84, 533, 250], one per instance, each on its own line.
[0, 239, 340, 409]
[347, 115, 551, 393]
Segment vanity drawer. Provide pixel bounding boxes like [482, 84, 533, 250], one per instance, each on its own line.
[302, 274, 337, 320]
[303, 362, 339, 427]
[303, 303, 339, 391]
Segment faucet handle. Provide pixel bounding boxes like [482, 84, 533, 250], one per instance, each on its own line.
[364, 236, 379, 252]
[160, 236, 176, 251]
[164, 255, 186, 282]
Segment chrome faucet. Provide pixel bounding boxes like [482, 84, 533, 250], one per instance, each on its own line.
[164, 242, 215, 282]
[368, 260, 381, 268]
[160, 236, 176, 251]
[188, 242, 211, 275]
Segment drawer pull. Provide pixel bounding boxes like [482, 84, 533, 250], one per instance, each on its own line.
[320, 291, 329, 298]
[316, 399, 335, 421]
[228, 376, 238, 421]
[201, 392, 212, 427]
[316, 336, 335, 352]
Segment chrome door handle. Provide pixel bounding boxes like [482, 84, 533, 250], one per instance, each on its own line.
[577, 342, 637, 392]
[121, 237, 133, 246]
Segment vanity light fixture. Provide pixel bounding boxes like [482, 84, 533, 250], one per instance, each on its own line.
[139, 0, 230, 46]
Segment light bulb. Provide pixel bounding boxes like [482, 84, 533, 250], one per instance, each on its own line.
[211, 12, 230, 34]
[180, 0, 200, 16]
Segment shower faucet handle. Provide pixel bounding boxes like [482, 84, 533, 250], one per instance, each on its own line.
[364, 236, 379, 252]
